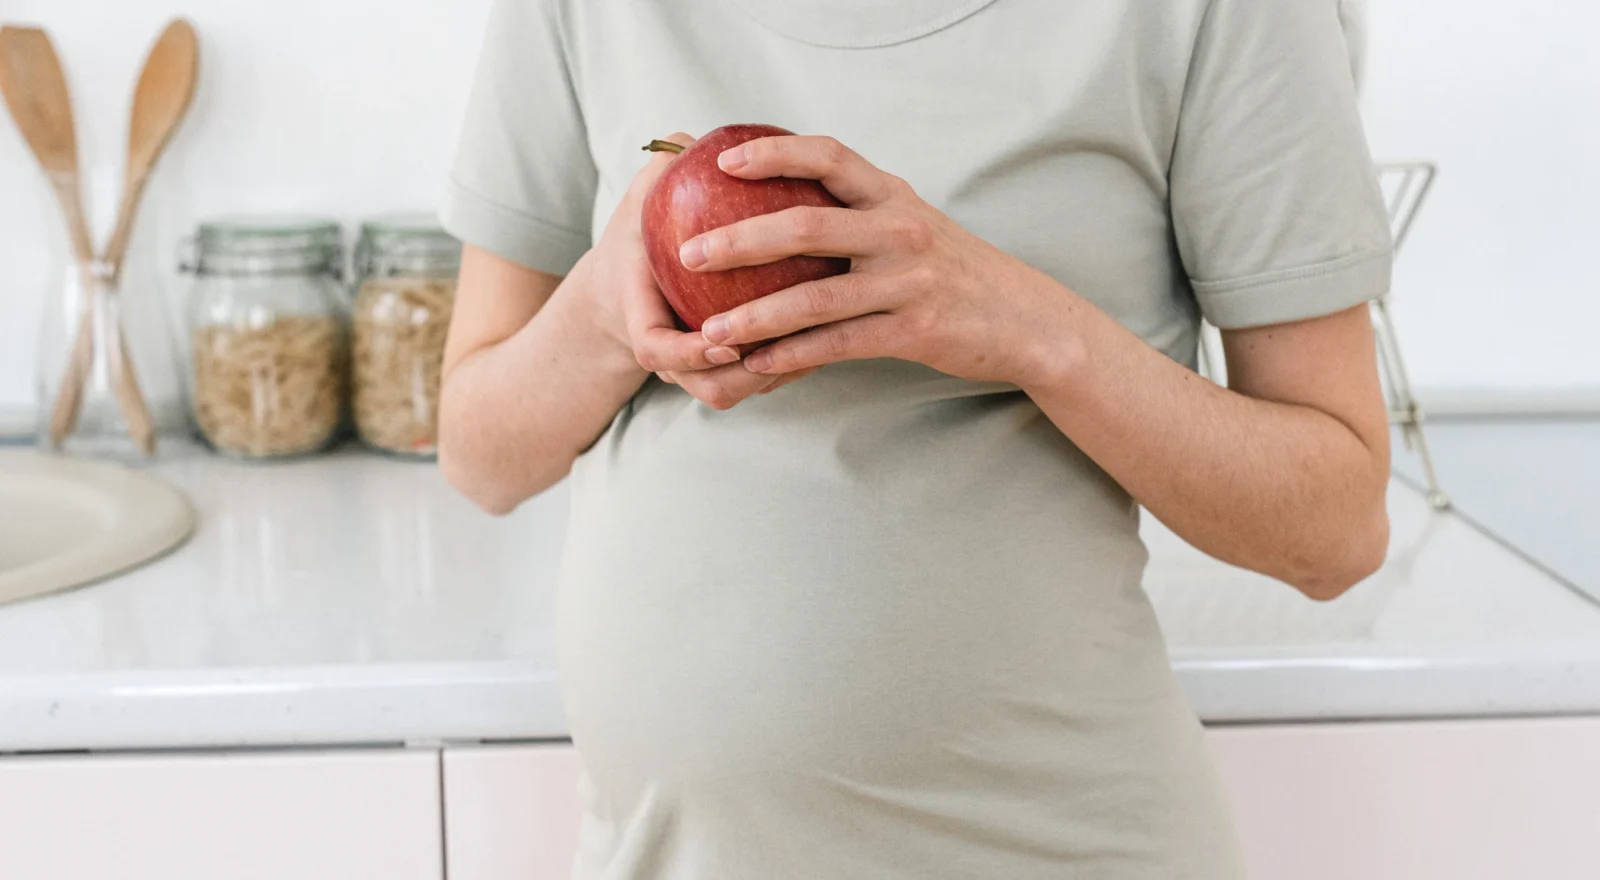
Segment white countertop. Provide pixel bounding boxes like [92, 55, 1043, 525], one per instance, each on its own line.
[2, 444, 1599, 753]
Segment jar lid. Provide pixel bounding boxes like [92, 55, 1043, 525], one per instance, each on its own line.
[187, 216, 344, 277]
[356, 213, 461, 278]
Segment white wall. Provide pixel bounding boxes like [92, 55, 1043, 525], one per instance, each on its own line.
[1363, 0, 1600, 395]
[0, 0, 495, 423]
[1, 0, 1596, 422]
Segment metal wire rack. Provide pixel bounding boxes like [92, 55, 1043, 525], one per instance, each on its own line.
[1373, 160, 1448, 509]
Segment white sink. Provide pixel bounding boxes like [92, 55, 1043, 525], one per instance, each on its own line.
[0, 450, 194, 606]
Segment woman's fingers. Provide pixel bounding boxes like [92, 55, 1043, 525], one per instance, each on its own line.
[756, 366, 819, 394]
[618, 134, 736, 374]
[701, 272, 886, 347]
[679, 206, 877, 271]
[634, 324, 741, 372]
[673, 362, 781, 410]
[616, 132, 694, 222]
[622, 262, 738, 372]
[660, 131, 697, 151]
[717, 135, 898, 207]
[631, 132, 696, 194]
[742, 314, 901, 374]
[666, 362, 819, 408]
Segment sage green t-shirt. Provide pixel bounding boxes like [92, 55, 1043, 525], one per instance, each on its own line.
[443, 1, 1391, 877]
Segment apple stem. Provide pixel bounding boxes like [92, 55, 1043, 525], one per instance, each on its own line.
[642, 140, 687, 155]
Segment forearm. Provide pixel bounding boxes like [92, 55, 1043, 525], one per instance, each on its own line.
[658, 133, 1391, 594]
[439, 262, 647, 513]
[1021, 291, 1390, 598]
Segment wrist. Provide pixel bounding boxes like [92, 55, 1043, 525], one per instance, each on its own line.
[552, 253, 646, 379]
[1011, 272, 1090, 396]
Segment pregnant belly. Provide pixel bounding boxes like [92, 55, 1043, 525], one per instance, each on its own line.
[554, 473, 1162, 806]
[554, 373, 1167, 802]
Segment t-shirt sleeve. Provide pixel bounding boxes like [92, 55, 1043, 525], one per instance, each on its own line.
[441, 0, 597, 275]
[1171, 0, 1393, 329]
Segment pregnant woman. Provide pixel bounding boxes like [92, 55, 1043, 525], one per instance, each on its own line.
[438, 1, 1391, 876]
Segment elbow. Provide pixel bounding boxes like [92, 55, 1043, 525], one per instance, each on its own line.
[465, 489, 521, 518]
[438, 434, 567, 517]
[1289, 507, 1391, 602]
[438, 439, 519, 516]
[435, 386, 551, 516]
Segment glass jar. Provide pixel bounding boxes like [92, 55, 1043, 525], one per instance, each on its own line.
[35, 259, 175, 460]
[33, 163, 185, 460]
[349, 214, 460, 459]
[178, 217, 348, 459]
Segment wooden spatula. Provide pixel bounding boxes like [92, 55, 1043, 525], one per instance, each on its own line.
[87, 19, 200, 454]
[0, 27, 104, 448]
[0, 27, 94, 265]
[103, 19, 198, 279]
[0, 26, 158, 454]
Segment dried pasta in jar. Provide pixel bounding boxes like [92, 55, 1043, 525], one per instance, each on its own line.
[351, 277, 455, 457]
[191, 316, 346, 458]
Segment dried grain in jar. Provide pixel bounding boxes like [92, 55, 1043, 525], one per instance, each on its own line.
[179, 217, 348, 459]
[350, 216, 460, 458]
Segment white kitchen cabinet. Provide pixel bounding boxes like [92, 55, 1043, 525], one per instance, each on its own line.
[1208, 717, 1600, 880]
[0, 748, 442, 880]
[442, 721, 1600, 880]
[17, 721, 1578, 880]
[443, 744, 584, 880]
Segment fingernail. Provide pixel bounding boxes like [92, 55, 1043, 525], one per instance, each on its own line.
[718, 146, 749, 171]
[702, 315, 731, 344]
[679, 238, 707, 269]
[744, 352, 773, 373]
[705, 345, 739, 365]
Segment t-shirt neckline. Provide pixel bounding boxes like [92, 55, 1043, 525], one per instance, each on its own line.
[725, 0, 1004, 49]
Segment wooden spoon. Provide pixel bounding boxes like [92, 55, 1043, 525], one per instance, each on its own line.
[0, 28, 94, 263]
[87, 19, 200, 454]
[0, 26, 103, 448]
[102, 19, 198, 279]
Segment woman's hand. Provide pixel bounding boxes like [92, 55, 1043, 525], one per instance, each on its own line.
[683, 135, 1076, 390]
[606, 133, 812, 409]
[574, 133, 693, 359]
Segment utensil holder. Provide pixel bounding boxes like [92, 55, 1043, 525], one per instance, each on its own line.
[34, 168, 183, 460]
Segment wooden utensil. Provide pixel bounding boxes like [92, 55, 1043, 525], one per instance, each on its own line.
[86, 19, 199, 454]
[0, 26, 156, 452]
[0, 28, 93, 264]
[0, 28, 99, 447]
[102, 19, 198, 279]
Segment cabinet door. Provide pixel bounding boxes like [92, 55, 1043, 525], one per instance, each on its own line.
[442, 722, 1600, 880]
[0, 748, 442, 880]
[443, 744, 582, 880]
[1208, 717, 1600, 880]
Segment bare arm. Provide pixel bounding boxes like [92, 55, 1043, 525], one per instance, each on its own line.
[1021, 303, 1390, 599]
[439, 134, 785, 514]
[438, 245, 644, 514]
[673, 135, 1390, 600]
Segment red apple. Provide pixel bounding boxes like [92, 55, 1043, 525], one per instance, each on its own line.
[641, 124, 850, 336]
